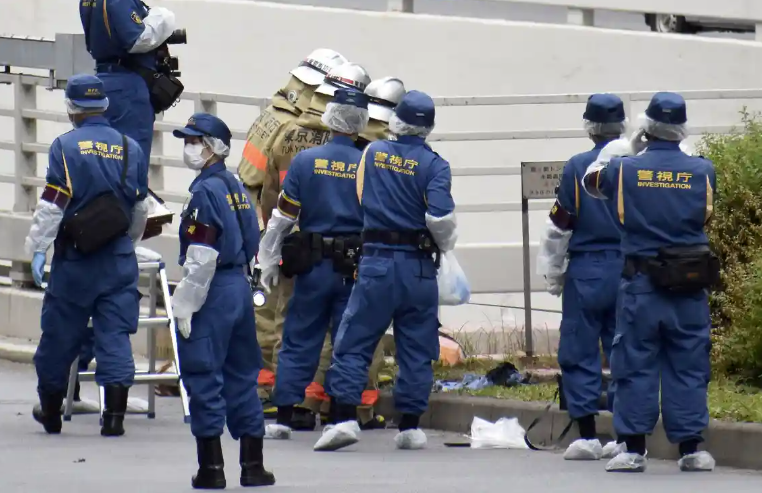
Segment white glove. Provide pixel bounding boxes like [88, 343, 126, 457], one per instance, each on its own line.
[260, 265, 279, 294]
[545, 275, 563, 297]
[177, 318, 192, 339]
[629, 129, 647, 155]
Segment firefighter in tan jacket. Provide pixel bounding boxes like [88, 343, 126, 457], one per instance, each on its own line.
[237, 49, 347, 417]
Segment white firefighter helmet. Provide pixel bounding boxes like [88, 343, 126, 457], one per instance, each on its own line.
[290, 49, 348, 87]
[315, 62, 371, 97]
[364, 77, 406, 123]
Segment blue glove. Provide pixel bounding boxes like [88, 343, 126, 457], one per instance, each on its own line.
[31, 252, 46, 287]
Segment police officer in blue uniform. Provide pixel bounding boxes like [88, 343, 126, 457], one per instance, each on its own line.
[78, 0, 178, 397]
[537, 94, 626, 461]
[256, 89, 370, 441]
[582, 92, 718, 473]
[79, 0, 177, 160]
[315, 90, 457, 452]
[25, 74, 150, 437]
[171, 113, 275, 489]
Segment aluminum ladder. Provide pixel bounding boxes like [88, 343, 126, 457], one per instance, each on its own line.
[62, 261, 190, 423]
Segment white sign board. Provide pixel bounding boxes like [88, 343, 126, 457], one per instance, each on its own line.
[520, 161, 565, 199]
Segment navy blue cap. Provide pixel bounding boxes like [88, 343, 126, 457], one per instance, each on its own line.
[645, 92, 687, 125]
[65, 74, 108, 109]
[583, 94, 625, 124]
[394, 90, 435, 128]
[173, 113, 233, 147]
[332, 88, 369, 109]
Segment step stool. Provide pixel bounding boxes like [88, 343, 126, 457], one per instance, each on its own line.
[62, 261, 190, 424]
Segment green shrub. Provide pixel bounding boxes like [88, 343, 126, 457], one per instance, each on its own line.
[695, 111, 762, 380]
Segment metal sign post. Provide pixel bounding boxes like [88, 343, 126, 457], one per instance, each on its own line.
[519, 161, 565, 359]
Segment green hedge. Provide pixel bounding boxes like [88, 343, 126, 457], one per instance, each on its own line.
[695, 112, 762, 381]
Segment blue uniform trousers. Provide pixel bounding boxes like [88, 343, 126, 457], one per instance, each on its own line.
[177, 269, 265, 439]
[559, 250, 621, 419]
[97, 69, 155, 160]
[329, 249, 439, 416]
[273, 261, 352, 407]
[73, 68, 154, 375]
[34, 262, 139, 394]
[611, 273, 711, 444]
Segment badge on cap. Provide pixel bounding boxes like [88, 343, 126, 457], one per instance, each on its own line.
[187, 117, 196, 126]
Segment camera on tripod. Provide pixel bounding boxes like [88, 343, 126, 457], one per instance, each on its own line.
[156, 28, 187, 78]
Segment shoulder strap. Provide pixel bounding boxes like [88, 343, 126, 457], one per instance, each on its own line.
[213, 173, 253, 276]
[120, 134, 129, 186]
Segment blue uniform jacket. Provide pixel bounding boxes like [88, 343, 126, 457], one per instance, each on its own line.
[595, 141, 716, 257]
[553, 141, 622, 253]
[279, 135, 363, 235]
[80, 0, 156, 71]
[179, 162, 260, 269]
[357, 135, 455, 249]
[45, 115, 148, 304]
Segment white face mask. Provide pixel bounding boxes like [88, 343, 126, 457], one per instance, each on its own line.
[183, 143, 208, 170]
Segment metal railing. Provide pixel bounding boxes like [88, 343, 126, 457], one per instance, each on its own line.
[386, 0, 762, 41]
[1, 70, 759, 291]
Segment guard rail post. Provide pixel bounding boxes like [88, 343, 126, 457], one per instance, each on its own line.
[11, 76, 37, 287]
[567, 7, 595, 26]
[387, 0, 414, 13]
[151, 113, 166, 192]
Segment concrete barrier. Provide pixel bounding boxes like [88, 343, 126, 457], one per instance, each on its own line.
[376, 393, 762, 470]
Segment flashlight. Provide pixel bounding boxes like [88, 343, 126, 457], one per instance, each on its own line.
[251, 264, 267, 307]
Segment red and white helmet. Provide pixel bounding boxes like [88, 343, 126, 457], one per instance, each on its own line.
[290, 49, 348, 87]
[315, 62, 371, 97]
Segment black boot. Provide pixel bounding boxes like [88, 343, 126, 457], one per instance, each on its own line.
[290, 407, 317, 431]
[240, 436, 276, 487]
[101, 385, 129, 437]
[73, 378, 82, 402]
[193, 437, 226, 489]
[32, 391, 65, 434]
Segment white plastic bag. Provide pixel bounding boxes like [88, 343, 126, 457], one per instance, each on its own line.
[469, 416, 529, 450]
[437, 250, 471, 306]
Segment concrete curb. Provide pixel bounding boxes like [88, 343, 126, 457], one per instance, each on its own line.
[0, 338, 37, 365]
[377, 393, 762, 471]
[5, 337, 762, 470]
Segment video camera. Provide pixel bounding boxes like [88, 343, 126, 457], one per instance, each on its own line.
[156, 28, 187, 78]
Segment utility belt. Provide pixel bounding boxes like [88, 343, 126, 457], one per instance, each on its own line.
[280, 231, 362, 279]
[623, 245, 720, 294]
[361, 229, 441, 268]
[96, 58, 183, 114]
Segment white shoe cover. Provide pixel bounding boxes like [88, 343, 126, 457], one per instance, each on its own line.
[394, 428, 427, 450]
[602, 440, 627, 459]
[678, 451, 716, 472]
[264, 423, 292, 440]
[68, 398, 101, 414]
[313, 420, 360, 451]
[605, 452, 647, 472]
[563, 438, 603, 460]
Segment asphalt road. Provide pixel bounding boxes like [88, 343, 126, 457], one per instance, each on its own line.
[1, 359, 761, 492]
[248, 0, 755, 40]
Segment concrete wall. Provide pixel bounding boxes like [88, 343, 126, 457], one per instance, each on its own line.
[1, 0, 761, 346]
